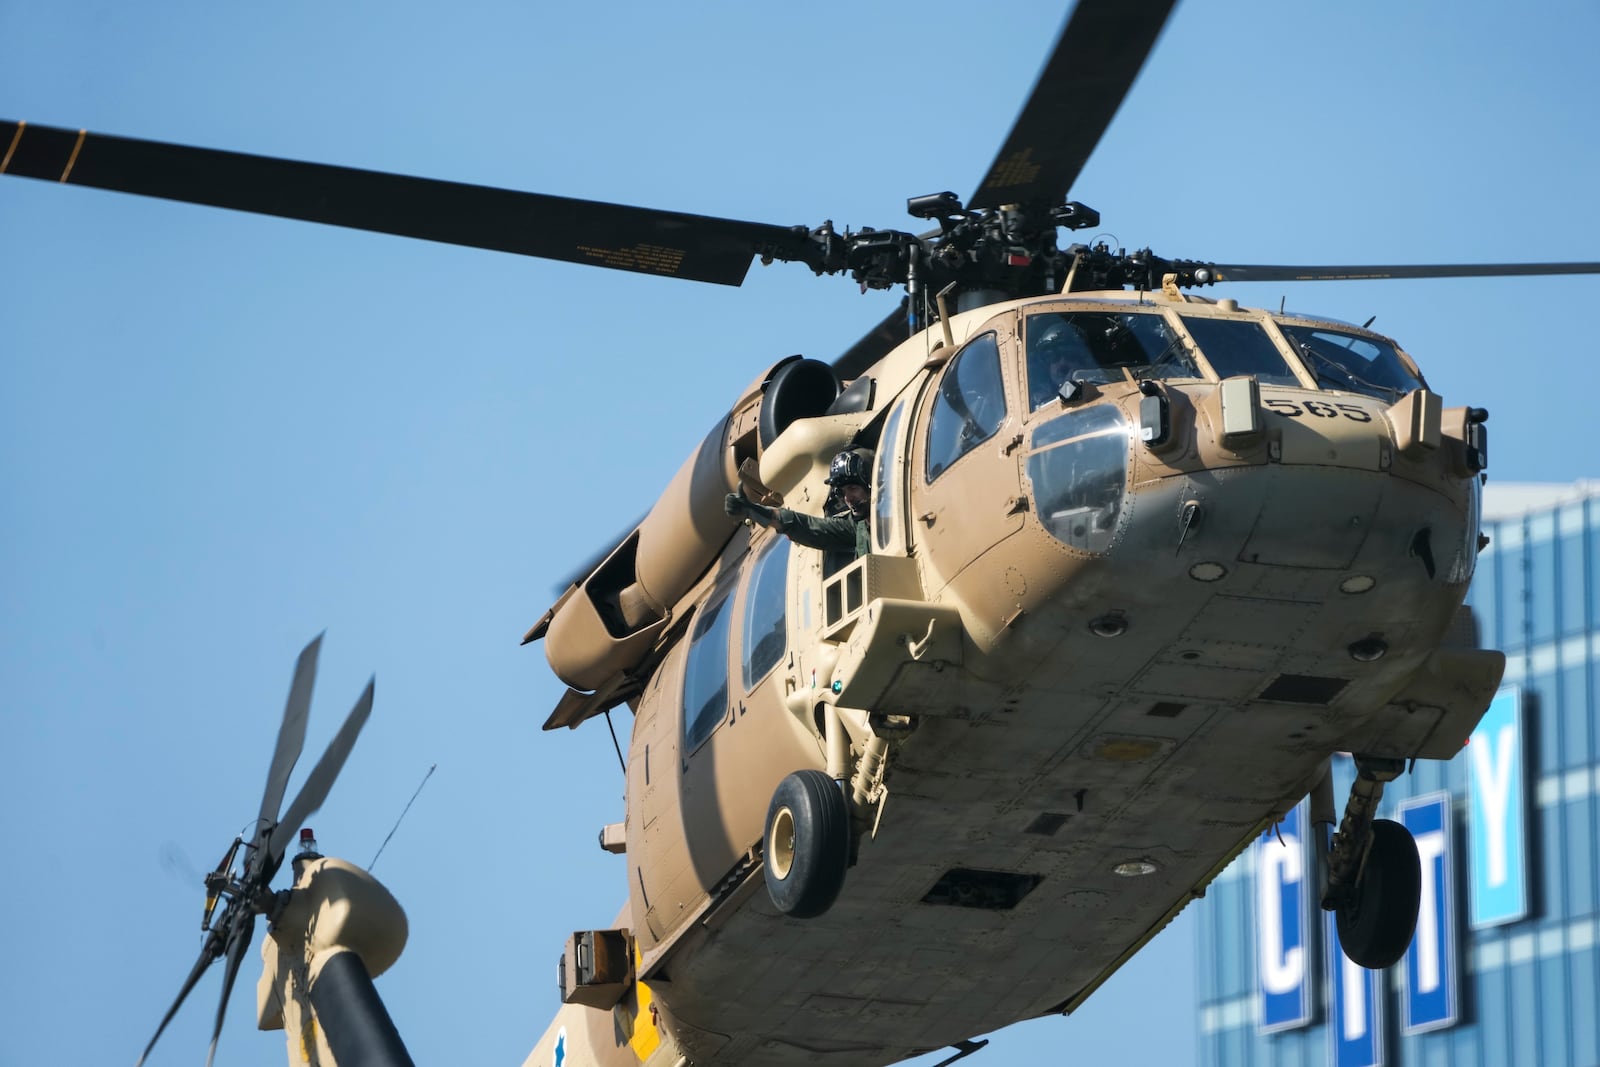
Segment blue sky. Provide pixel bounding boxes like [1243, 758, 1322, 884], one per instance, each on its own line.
[2, 2, 1597, 1065]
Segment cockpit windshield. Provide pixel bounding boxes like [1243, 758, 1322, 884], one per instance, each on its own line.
[1026, 311, 1200, 409]
[1277, 324, 1425, 403]
[1178, 316, 1301, 387]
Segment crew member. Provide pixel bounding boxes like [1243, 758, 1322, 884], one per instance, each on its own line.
[1029, 319, 1085, 409]
[725, 449, 873, 559]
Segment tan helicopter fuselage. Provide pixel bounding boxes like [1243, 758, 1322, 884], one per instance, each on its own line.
[527, 289, 1501, 1067]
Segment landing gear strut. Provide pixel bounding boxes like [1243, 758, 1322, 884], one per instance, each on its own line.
[1315, 756, 1422, 970]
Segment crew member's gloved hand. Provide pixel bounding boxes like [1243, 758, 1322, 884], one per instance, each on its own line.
[725, 492, 776, 527]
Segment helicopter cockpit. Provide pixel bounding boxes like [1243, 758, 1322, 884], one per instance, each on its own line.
[1027, 310, 1199, 406]
[1024, 307, 1314, 408]
[1024, 306, 1427, 410]
[1013, 303, 1438, 558]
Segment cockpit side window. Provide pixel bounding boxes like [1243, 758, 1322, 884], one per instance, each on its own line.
[1178, 316, 1303, 387]
[1026, 311, 1199, 409]
[1277, 324, 1425, 403]
[682, 589, 734, 752]
[741, 537, 790, 692]
[925, 332, 1006, 483]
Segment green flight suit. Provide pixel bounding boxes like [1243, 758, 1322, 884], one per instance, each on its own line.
[773, 509, 870, 559]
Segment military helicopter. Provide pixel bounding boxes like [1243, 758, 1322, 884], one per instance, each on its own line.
[125, 635, 407, 1067]
[3, 0, 1600, 1062]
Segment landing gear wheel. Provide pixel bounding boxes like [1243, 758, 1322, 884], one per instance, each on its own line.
[1335, 818, 1421, 969]
[763, 769, 850, 919]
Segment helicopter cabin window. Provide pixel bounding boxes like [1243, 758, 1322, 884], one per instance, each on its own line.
[1277, 324, 1425, 403]
[873, 401, 906, 552]
[682, 588, 735, 752]
[1026, 311, 1199, 409]
[925, 332, 1006, 483]
[1026, 405, 1130, 553]
[741, 537, 791, 692]
[1177, 316, 1302, 387]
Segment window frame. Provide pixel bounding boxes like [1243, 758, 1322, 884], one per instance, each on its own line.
[1171, 312, 1312, 389]
[872, 398, 910, 554]
[680, 584, 736, 755]
[739, 535, 792, 693]
[924, 330, 1008, 484]
[1022, 307, 1206, 409]
[1269, 319, 1429, 402]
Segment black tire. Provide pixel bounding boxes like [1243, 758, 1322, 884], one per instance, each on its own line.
[763, 769, 850, 919]
[1336, 818, 1422, 969]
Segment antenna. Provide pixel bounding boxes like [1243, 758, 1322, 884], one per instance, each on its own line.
[370, 763, 437, 870]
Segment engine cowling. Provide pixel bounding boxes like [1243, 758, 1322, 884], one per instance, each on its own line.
[538, 357, 841, 694]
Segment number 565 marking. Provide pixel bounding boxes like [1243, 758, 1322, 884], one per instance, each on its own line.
[1263, 398, 1372, 422]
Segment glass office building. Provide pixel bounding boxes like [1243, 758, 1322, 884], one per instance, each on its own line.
[1195, 482, 1600, 1067]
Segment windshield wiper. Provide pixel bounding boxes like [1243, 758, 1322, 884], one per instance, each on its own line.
[1300, 344, 1397, 401]
[1139, 335, 1197, 379]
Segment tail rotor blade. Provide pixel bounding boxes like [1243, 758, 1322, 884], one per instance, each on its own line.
[135, 924, 225, 1066]
[204, 912, 256, 1067]
[256, 634, 322, 838]
[269, 678, 375, 870]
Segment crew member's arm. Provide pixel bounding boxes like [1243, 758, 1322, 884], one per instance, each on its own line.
[726, 494, 856, 553]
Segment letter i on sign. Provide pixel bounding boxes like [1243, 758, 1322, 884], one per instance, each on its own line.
[1400, 792, 1457, 1033]
[1326, 911, 1385, 1067]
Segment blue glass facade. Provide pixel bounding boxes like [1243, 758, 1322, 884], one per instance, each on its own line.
[1196, 483, 1600, 1067]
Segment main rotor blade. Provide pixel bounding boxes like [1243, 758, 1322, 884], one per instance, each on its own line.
[204, 912, 256, 1067]
[547, 297, 913, 598]
[545, 299, 914, 599]
[968, 0, 1178, 210]
[547, 513, 648, 599]
[256, 634, 322, 839]
[134, 927, 224, 1067]
[1, 120, 812, 286]
[1206, 260, 1600, 283]
[831, 297, 912, 380]
[269, 678, 375, 871]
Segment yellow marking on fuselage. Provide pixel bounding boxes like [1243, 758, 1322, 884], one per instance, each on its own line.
[60, 129, 86, 182]
[629, 979, 661, 1060]
[1, 121, 24, 174]
[627, 942, 661, 1061]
